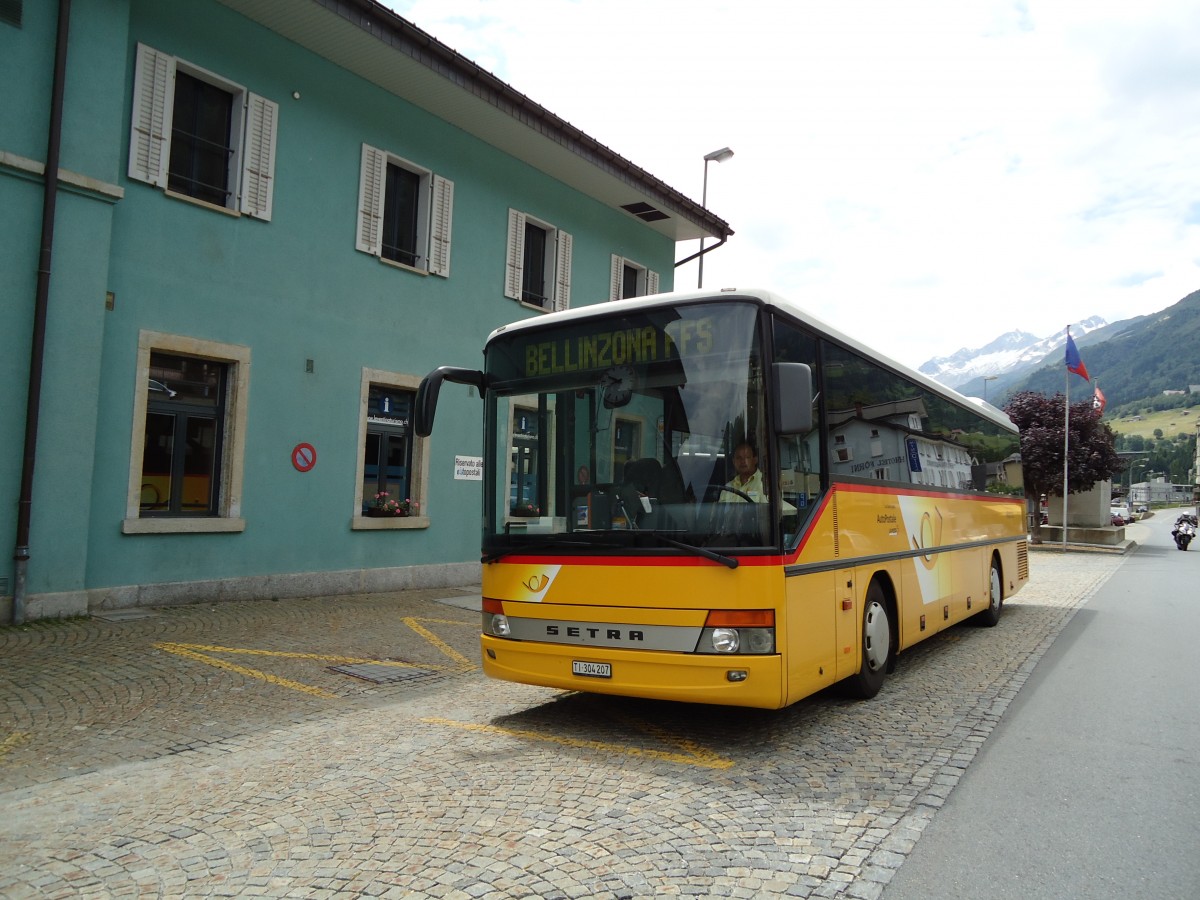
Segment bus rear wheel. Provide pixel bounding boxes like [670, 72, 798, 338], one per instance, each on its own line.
[844, 581, 891, 699]
[975, 556, 1003, 628]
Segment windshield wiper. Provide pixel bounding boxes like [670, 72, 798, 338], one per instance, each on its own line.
[643, 534, 739, 569]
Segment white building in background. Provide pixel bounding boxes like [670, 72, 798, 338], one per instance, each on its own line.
[1131, 477, 1192, 506]
[827, 399, 976, 490]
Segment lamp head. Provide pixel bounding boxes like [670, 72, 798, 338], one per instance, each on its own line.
[704, 147, 734, 163]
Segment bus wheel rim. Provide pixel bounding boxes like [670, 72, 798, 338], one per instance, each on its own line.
[990, 564, 1002, 610]
[864, 601, 889, 672]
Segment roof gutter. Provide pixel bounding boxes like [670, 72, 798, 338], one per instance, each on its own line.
[12, 0, 71, 625]
[673, 235, 729, 269]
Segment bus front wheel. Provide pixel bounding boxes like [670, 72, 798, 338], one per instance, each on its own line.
[844, 581, 892, 699]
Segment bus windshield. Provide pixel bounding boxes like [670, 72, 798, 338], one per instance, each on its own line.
[483, 302, 775, 554]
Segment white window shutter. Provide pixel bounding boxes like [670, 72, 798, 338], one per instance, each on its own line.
[553, 230, 573, 311]
[609, 254, 623, 301]
[356, 144, 386, 255]
[239, 92, 278, 221]
[504, 209, 526, 299]
[428, 175, 454, 277]
[647, 269, 660, 296]
[128, 43, 175, 187]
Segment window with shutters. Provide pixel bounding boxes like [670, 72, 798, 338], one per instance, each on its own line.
[128, 44, 277, 219]
[504, 209, 572, 311]
[353, 370, 430, 530]
[124, 332, 250, 534]
[608, 255, 660, 300]
[356, 144, 453, 277]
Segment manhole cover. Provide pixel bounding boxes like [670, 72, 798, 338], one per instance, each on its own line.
[93, 609, 158, 622]
[328, 662, 435, 684]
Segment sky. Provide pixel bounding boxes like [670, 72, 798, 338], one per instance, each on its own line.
[388, 0, 1200, 369]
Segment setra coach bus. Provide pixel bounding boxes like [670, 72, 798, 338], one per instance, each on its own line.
[416, 288, 1028, 708]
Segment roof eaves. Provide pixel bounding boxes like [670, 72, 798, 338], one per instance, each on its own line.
[303, 0, 732, 241]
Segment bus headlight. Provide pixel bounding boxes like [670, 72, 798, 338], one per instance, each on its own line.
[743, 628, 775, 654]
[698, 626, 775, 654]
[487, 613, 511, 637]
[711, 627, 740, 653]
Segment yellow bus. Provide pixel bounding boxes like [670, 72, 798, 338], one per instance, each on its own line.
[416, 289, 1028, 708]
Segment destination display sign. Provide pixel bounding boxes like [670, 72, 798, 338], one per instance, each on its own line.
[513, 316, 716, 378]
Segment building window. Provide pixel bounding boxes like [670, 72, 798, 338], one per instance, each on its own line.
[363, 386, 415, 511]
[128, 44, 277, 219]
[124, 332, 250, 534]
[141, 352, 225, 515]
[357, 144, 454, 276]
[354, 370, 429, 529]
[609, 255, 660, 300]
[505, 209, 571, 311]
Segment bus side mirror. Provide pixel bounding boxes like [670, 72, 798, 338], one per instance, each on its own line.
[774, 362, 813, 435]
[415, 366, 486, 437]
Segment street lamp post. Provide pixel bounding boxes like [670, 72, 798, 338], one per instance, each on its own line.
[983, 375, 998, 403]
[698, 147, 733, 289]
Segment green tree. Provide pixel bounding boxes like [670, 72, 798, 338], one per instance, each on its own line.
[1004, 391, 1125, 543]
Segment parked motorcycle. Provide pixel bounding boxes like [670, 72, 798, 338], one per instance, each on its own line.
[1172, 514, 1197, 551]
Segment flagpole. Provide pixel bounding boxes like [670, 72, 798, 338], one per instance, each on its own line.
[1063, 327, 1070, 551]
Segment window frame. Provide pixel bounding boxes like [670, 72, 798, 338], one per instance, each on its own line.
[608, 254, 660, 300]
[504, 208, 572, 312]
[123, 331, 250, 534]
[353, 369, 430, 530]
[356, 143, 454, 277]
[128, 43, 277, 220]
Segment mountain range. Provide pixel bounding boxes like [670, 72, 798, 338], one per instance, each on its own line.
[920, 318, 1108, 389]
[919, 288, 1200, 409]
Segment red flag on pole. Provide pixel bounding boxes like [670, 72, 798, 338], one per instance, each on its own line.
[1093, 384, 1106, 414]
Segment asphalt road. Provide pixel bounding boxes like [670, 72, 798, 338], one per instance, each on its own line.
[883, 510, 1200, 900]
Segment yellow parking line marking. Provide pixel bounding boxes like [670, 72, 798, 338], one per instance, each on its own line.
[0, 731, 31, 763]
[153, 614, 477, 700]
[422, 717, 734, 770]
[403, 617, 474, 669]
[157, 642, 455, 671]
[613, 714, 734, 770]
[156, 642, 338, 699]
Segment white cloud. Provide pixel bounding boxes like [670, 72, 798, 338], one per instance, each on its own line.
[391, 0, 1200, 367]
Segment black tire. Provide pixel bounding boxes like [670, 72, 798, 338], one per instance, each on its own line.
[843, 580, 891, 699]
[975, 556, 1004, 627]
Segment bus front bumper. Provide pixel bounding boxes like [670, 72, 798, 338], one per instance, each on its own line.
[481, 636, 785, 709]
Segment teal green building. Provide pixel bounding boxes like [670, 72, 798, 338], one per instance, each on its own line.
[1, 0, 731, 622]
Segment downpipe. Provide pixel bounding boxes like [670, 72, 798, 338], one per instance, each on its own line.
[12, 0, 72, 625]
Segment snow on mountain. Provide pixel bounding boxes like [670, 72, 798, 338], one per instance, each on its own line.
[919, 317, 1107, 388]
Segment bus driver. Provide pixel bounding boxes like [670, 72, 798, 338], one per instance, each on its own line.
[724, 441, 767, 502]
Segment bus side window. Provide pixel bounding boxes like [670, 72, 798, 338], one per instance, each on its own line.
[772, 317, 822, 548]
[778, 433, 821, 546]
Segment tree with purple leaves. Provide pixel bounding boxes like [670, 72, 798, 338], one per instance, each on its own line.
[1004, 391, 1125, 543]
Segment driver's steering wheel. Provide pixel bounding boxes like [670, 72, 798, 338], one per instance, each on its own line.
[715, 484, 755, 503]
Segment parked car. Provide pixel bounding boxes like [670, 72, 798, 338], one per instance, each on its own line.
[1111, 512, 1126, 526]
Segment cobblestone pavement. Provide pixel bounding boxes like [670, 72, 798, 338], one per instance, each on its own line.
[0, 548, 1130, 899]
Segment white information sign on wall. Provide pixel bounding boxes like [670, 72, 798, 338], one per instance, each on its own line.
[454, 455, 483, 481]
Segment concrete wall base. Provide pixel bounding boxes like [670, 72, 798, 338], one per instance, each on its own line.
[1, 561, 483, 623]
[1037, 525, 1125, 546]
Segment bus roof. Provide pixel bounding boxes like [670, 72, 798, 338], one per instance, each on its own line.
[486, 288, 1018, 434]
